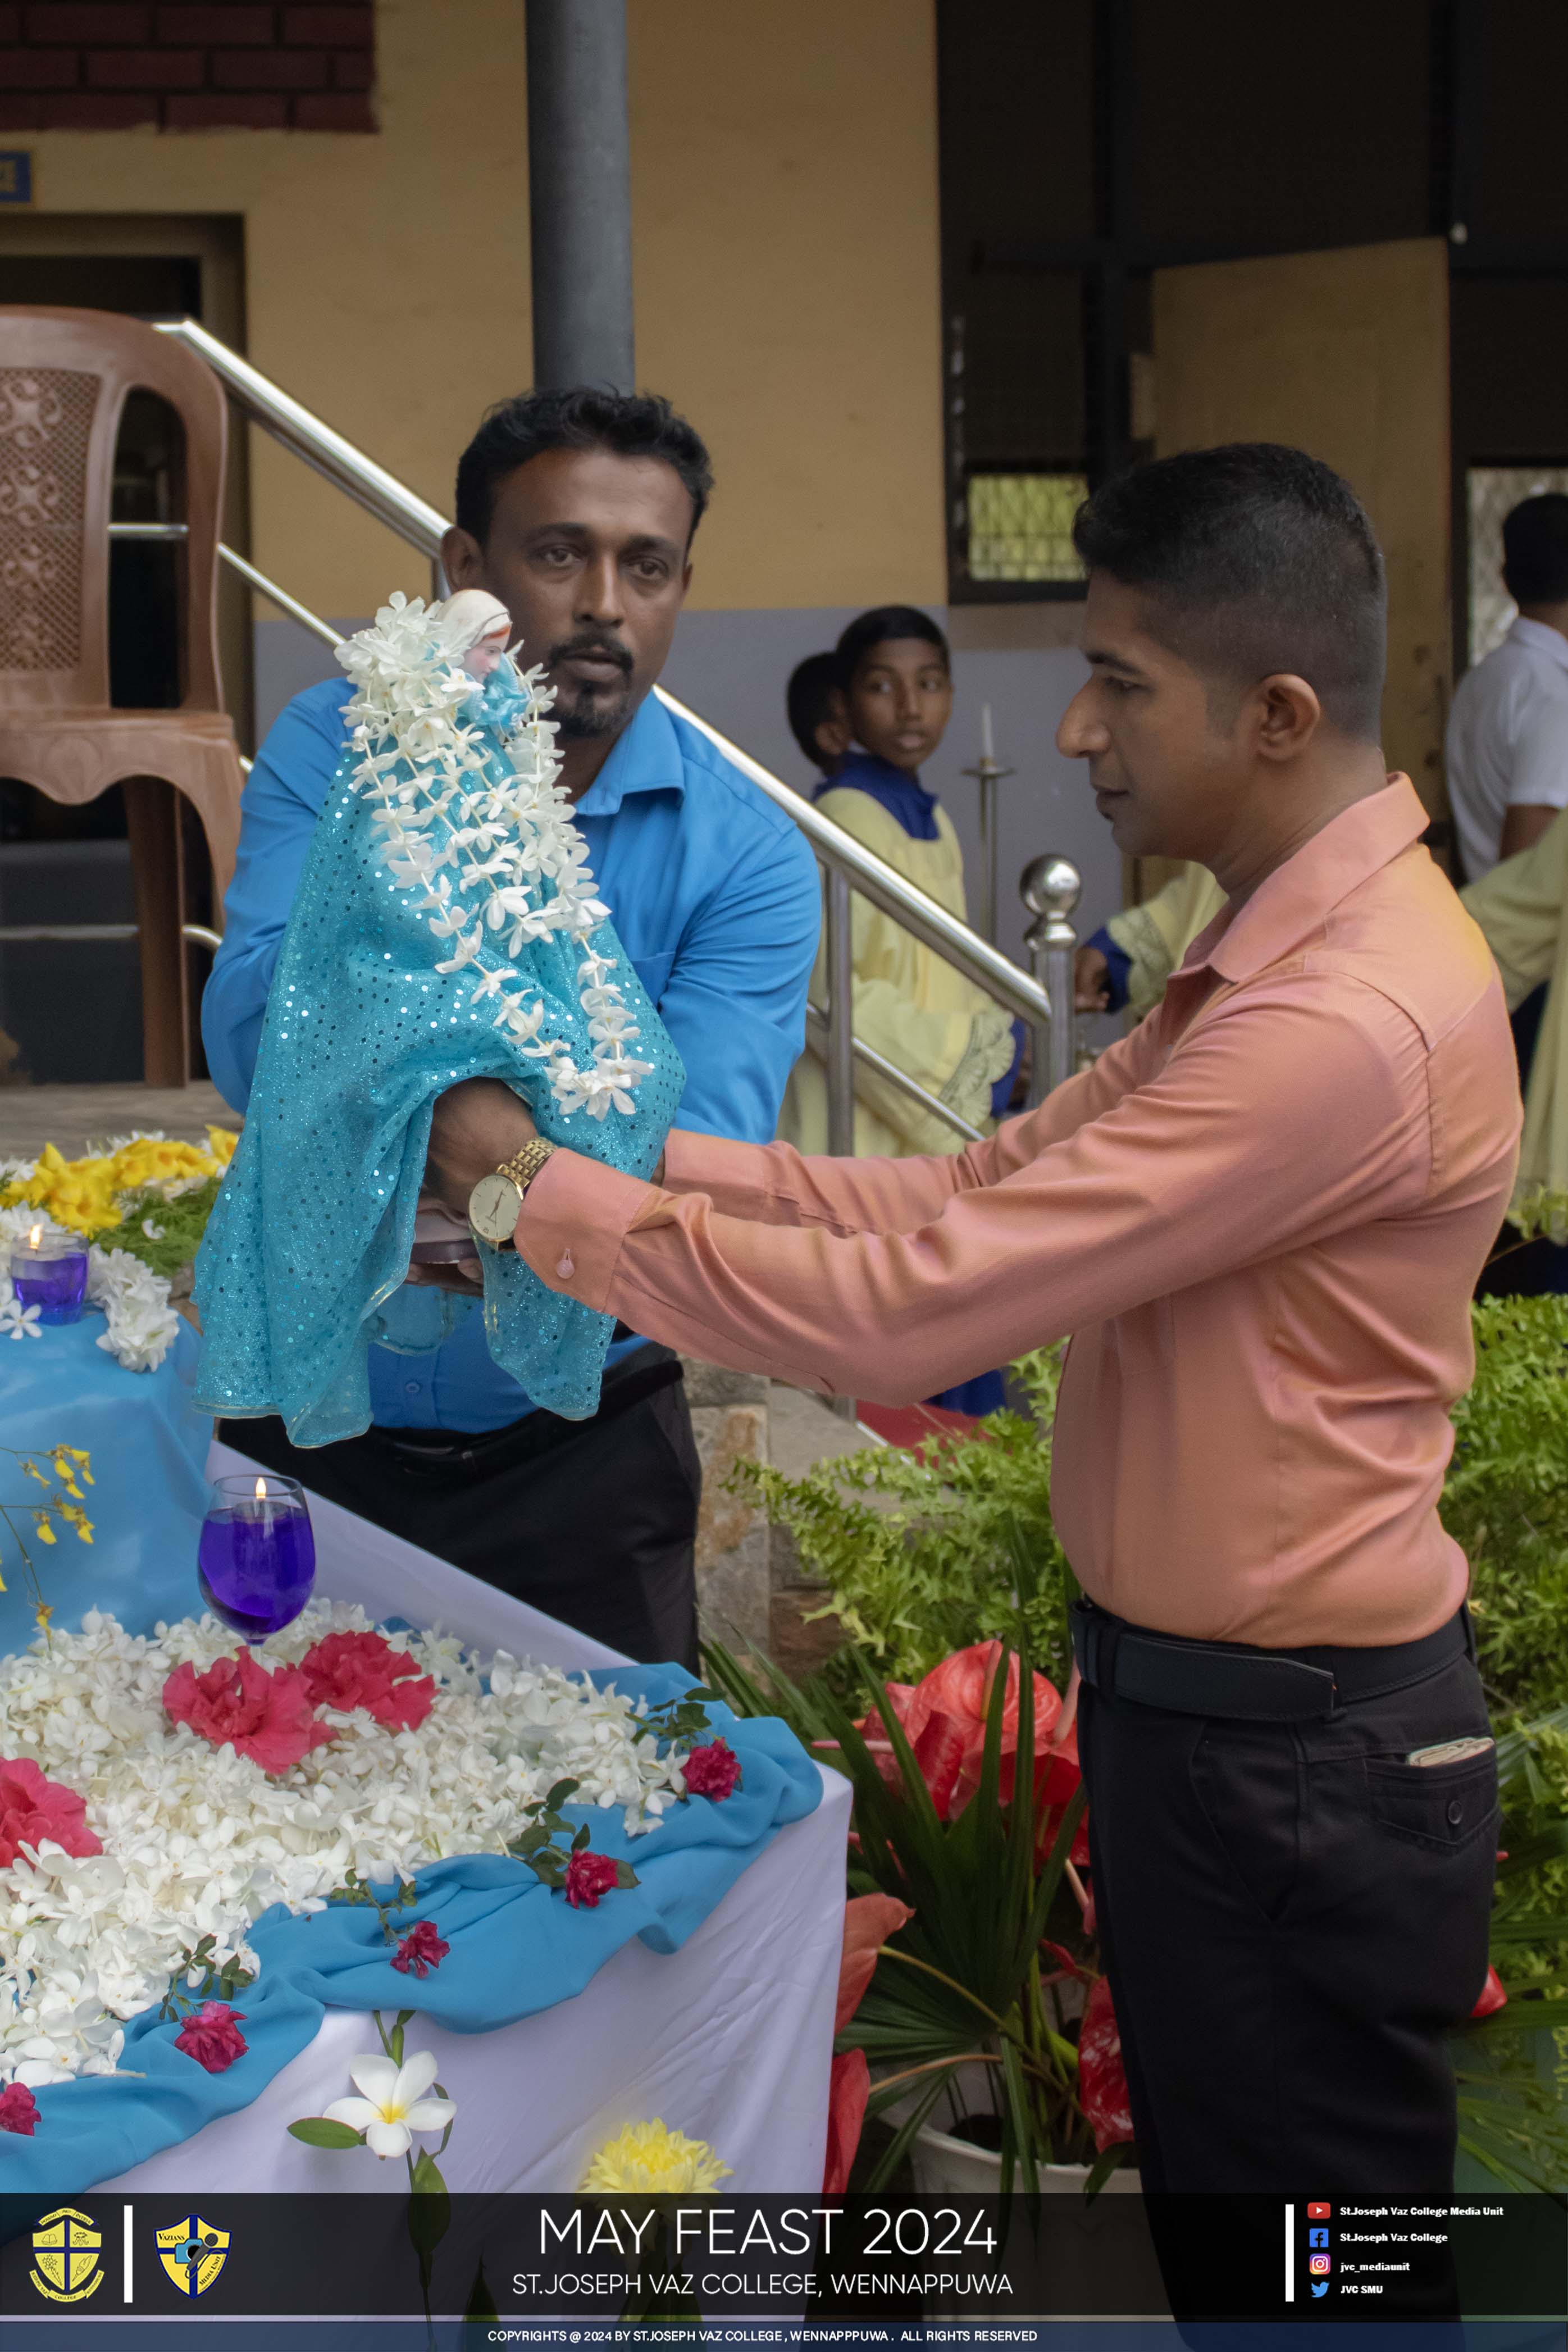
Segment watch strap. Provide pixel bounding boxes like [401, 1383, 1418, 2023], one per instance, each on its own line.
[496, 1136, 557, 1200]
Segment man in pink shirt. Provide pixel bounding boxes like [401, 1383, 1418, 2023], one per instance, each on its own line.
[427, 446, 1521, 2196]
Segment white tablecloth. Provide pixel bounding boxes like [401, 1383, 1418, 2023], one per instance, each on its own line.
[97, 1442, 849, 2195]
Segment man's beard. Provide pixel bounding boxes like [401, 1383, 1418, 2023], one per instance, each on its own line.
[548, 632, 635, 742]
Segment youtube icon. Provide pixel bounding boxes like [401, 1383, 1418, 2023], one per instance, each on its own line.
[1308, 2203, 1332, 2219]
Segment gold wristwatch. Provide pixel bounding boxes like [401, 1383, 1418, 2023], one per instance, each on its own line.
[467, 1137, 558, 1246]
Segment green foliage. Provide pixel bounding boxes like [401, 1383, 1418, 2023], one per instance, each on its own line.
[157, 1932, 256, 2021]
[630, 1686, 717, 1748]
[505, 1778, 639, 1894]
[733, 1348, 1075, 1692]
[705, 1637, 1099, 2190]
[1442, 1297, 1568, 1719]
[92, 1175, 222, 1279]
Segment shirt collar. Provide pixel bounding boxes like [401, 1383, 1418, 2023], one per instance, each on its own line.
[1507, 615, 1568, 675]
[1178, 776, 1430, 990]
[572, 691, 688, 819]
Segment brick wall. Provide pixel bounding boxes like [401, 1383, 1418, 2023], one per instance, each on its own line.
[0, 2, 376, 131]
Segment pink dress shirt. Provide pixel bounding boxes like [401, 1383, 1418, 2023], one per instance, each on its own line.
[516, 780, 1521, 1649]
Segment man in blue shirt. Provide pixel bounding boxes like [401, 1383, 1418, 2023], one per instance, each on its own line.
[203, 388, 821, 1666]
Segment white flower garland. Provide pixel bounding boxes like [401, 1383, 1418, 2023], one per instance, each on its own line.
[0, 1601, 690, 2086]
[0, 1203, 180, 1374]
[338, 594, 654, 1121]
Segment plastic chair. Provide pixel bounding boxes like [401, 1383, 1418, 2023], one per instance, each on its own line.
[0, 306, 246, 1086]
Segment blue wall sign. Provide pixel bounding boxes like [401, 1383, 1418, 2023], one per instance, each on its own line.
[0, 153, 34, 207]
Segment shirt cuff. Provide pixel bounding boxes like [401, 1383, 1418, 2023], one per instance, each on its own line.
[512, 1148, 662, 1313]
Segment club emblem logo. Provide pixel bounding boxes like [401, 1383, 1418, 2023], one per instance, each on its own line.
[156, 2213, 230, 2298]
[30, 2207, 103, 2303]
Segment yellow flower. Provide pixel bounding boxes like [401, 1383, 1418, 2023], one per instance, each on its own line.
[207, 1125, 239, 1166]
[581, 2121, 732, 2193]
[32, 1514, 56, 1545]
[57, 1503, 94, 1544]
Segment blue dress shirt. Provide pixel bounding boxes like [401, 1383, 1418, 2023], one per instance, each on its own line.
[203, 681, 821, 1432]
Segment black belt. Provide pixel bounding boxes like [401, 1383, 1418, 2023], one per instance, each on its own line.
[1070, 1596, 1474, 1722]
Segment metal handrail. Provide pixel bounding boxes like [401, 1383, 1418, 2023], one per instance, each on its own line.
[0, 923, 222, 949]
[152, 315, 1053, 1037]
[806, 1004, 982, 1143]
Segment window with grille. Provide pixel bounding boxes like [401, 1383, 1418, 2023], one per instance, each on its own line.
[965, 472, 1088, 585]
[1467, 466, 1568, 667]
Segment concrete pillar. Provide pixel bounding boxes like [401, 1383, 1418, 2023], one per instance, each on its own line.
[525, 0, 635, 392]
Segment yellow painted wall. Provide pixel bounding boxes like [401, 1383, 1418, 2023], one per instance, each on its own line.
[8, 0, 945, 618]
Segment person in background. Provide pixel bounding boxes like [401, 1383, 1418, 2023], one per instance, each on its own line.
[780, 606, 1019, 1162]
[1447, 493, 1568, 883]
[202, 388, 821, 1668]
[1460, 808, 1568, 1296]
[1074, 861, 1227, 1020]
[786, 650, 851, 782]
[779, 605, 1020, 1414]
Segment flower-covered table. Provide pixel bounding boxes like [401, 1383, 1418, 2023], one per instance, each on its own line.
[0, 1432, 847, 2196]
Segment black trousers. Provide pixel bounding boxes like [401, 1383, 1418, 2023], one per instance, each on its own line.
[1078, 1644, 1498, 2194]
[220, 1343, 700, 1670]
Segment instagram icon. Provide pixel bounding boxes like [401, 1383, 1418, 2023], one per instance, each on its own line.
[1310, 2255, 1332, 2277]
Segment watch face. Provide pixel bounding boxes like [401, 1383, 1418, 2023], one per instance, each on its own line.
[468, 1170, 522, 1245]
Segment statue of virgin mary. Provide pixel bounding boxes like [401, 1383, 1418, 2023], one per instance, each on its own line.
[193, 591, 684, 1444]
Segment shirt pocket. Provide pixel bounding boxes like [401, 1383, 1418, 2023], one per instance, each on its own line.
[1361, 1749, 1499, 1853]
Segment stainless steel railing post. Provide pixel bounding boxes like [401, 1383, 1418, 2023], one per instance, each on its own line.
[1020, 855, 1082, 1106]
[824, 869, 855, 1156]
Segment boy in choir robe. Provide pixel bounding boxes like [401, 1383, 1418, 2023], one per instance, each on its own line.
[780, 606, 1021, 1414]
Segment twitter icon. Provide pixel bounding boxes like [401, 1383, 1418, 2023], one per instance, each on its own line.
[1311, 2282, 1329, 2300]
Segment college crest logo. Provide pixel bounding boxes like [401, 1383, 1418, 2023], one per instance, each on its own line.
[30, 2207, 103, 2302]
[156, 2213, 230, 2298]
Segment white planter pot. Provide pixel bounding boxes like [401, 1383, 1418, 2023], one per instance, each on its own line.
[909, 2118, 1140, 2197]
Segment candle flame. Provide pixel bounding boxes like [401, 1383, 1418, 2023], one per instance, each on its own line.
[255, 1477, 267, 1501]
[28, 1224, 40, 1249]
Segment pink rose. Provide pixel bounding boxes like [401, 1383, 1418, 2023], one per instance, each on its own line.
[174, 2001, 248, 2075]
[300, 1630, 436, 1733]
[163, 1651, 336, 1776]
[391, 1920, 450, 1979]
[0, 1757, 103, 1870]
[0, 2082, 40, 2135]
[564, 1850, 621, 1910]
[682, 1738, 742, 1801]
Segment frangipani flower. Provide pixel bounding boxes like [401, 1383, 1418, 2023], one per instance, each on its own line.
[581, 2118, 731, 2193]
[325, 2049, 455, 2159]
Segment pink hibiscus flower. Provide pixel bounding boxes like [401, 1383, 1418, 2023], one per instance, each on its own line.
[163, 1651, 335, 1776]
[299, 1630, 436, 1733]
[0, 1756, 102, 1871]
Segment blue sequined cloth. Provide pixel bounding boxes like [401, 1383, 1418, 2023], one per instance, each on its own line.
[194, 644, 683, 1443]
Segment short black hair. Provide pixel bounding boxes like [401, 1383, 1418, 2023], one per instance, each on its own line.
[835, 604, 950, 691]
[786, 651, 842, 767]
[1072, 444, 1387, 740]
[454, 385, 714, 545]
[1502, 493, 1568, 605]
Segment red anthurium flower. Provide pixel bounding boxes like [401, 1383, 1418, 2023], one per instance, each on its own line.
[836, 1893, 915, 2032]
[682, 1738, 742, 1800]
[823, 2048, 870, 2195]
[300, 1630, 436, 1733]
[0, 2082, 40, 2135]
[174, 2001, 248, 2074]
[857, 1641, 1065, 1821]
[0, 1756, 102, 1870]
[1077, 1977, 1135, 2152]
[391, 1920, 451, 1979]
[1470, 1965, 1508, 2019]
[564, 1850, 621, 1910]
[163, 1651, 335, 1776]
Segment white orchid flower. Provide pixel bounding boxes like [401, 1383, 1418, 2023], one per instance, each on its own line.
[323, 2049, 456, 2160]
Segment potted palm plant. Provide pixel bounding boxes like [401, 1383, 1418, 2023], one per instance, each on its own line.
[705, 1635, 1138, 2196]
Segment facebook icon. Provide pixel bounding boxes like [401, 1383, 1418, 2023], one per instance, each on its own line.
[1309, 2227, 1329, 2247]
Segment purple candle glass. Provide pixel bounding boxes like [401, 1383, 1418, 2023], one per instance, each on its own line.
[9, 1227, 89, 1324]
[198, 1473, 317, 1643]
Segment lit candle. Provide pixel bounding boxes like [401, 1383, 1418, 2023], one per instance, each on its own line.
[8, 1224, 89, 1325]
[197, 1472, 316, 1643]
[981, 703, 996, 765]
